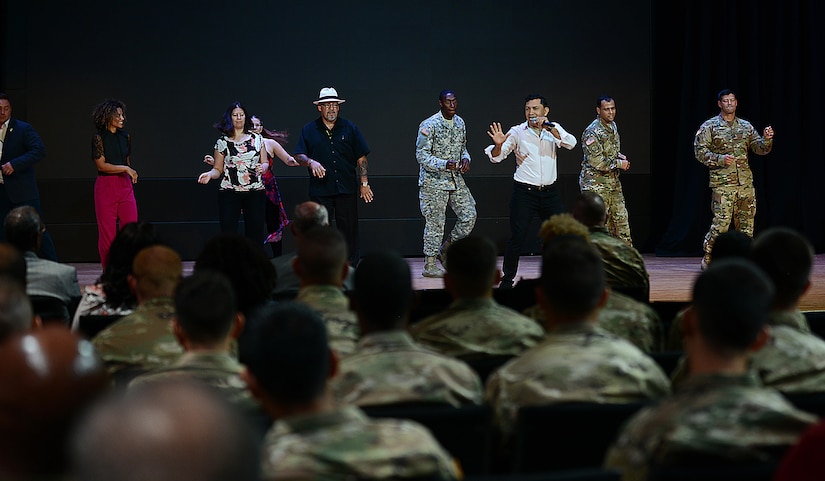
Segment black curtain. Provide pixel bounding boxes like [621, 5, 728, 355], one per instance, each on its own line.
[651, 0, 825, 255]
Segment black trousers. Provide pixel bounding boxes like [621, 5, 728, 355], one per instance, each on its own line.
[218, 189, 267, 250]
[502, 181, 565, 282]
[312, 192, 360, 267]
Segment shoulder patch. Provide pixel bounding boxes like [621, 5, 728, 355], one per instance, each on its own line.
[420, 128, 430, 136]
[585, 136, 596, 146]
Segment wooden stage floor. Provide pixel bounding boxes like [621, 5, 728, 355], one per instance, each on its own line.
[69, 254, 825, 312]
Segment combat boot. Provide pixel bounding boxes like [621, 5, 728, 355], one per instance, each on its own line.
[700, 253, 711, 271]
[437, 240, 451, 268]
[422, 256, 445, 278]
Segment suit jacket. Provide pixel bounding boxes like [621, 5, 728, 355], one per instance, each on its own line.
[0, 118, 46, 203]
[24, 251, 81, 305]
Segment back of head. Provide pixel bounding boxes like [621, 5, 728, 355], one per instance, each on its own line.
[692, 258, 774, 354]
[295, 226, 348, 285]
[353, 249, 413, 330]
[540, 234, 606, 319]
[445, 236, 498, 298]
[0, 326, 109, 477]
[710, 229, 753, 261]
[243, 302, 329, 406]
[194, 232, 276, 314]
[572, 192, 607, 228]
[131, 245, 182, 301]
[72, 380, 259, 481]
[174, 271, 237, 346]
[3, 205, 42, 252]
[539, 213, 590, 244]
[292, 201, 329, 235]
[100, 222, 161, 308]
[750, 227, 813, 310]
[0, 276, 33, 341]
[0, 242, 27, 291]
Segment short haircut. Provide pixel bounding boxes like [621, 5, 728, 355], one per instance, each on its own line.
[295, 226, 347, 284]
[243, 302, 329, 405]
[692, 258, 774, 353]
[539, 213, 590, 244]
[597, 95, 615, 108]
[717, 88, 736, 101]
[194, 232, 277, 314]
[438, 90, 456, 101]
[174, 271, 237, 345]
[0, 277, 33, 341]
[353, 249, 413, 329]
[750, 227, 813, 309]
[710, 229, 753, 261]
[572, 192, 607, 227]
[540, 235, 605, 318]
[292, 202, 329, 234]
[4, 205, 42, 252]
[0, 92, 9, 102]
[524, 94, 549, 108]
[445, 236, 498, 297]
[131, 245, 182, 300]
[0, 242, 27, 289]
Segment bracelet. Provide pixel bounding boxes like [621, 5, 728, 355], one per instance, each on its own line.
[362, 181, 369, 187]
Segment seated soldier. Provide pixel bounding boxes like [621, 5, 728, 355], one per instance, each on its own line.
[242, 302, 462, 480]
[331, 249, 482, 407]
[486, 235, 670, 438]
[410, 235, 545, 361]
[604, 258, 817, 481]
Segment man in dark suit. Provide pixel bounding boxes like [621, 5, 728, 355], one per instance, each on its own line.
[0, 93, 57, 261]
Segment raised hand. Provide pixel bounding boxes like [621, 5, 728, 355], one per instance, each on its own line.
[487, 122, 510, 145]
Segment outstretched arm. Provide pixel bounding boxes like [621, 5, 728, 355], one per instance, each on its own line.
[294, 154, 327, 178]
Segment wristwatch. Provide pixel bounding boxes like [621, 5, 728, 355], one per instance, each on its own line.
[362, 182, 369, 187]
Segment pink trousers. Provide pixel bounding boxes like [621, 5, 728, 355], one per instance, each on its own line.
[94, 173, 138, 266]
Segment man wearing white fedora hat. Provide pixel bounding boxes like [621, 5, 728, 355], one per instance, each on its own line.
[295, 87, 373, 267]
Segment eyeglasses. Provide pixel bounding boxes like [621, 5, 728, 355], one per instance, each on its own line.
[319, 103, 340, 109]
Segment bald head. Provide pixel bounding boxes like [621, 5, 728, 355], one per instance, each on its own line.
[292, 201, 329, 236]
[130, 245, 183, 302]
[572, 192, 607, 228]
[72, 381, 259, 481]
[0, 326, 109, 477]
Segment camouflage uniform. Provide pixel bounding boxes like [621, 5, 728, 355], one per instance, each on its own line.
[523, 291, 663, 353]
[668, 307, 810, 351]
[604, 373, 817, 481]
[695, 114, 773, 262]
[260, 405, 461, 480]
[295, 285, 359, 358]
[91, 297, 182, 374]
[331, 330, 483, 407]
[416, 112, 477, 257]
[129, 351, 260, 415]
[485, 322, 670, 436]
[588, 226, 650, 300]
[409, 297, 545, 361]
[580, 117, 632, 245]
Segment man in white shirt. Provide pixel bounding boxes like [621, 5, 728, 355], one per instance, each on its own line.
[485, 94, 577, 288]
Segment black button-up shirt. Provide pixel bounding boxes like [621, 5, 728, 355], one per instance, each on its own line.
[295, 117, 370, 196]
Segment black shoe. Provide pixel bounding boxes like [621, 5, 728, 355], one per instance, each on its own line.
[499, 279, 514, 289]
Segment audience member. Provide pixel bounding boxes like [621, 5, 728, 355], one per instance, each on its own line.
[71, 221, 160, 329]
[129, 270, 260, 417]
[0, 276, 35, 341]
[332, 249, 483, 407]
[0, 325, 110, 479]
[242, 302, 461, 480]
[572, 192, 649, 301]
[485, 235, 669, 437]
[292, 226, 359, 357]
[72, 380, 259, 481]
[604, 258, 817, 480]
[0, 242, 27, 289]
[5, 206, 81, 316]
[271, 200, 354, 296]
[410, 236, 545, 360]
[92, 245, 183, 378]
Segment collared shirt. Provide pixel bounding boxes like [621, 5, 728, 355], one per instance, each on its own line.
[694, 114, 773, 187]
[485, 121, 577, 187]
[416, 111, 470, 190]
[295, 117, 370, 197]
[580, 117, 622, 189]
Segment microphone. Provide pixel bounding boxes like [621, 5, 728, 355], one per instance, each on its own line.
[543, 121, 556, 129]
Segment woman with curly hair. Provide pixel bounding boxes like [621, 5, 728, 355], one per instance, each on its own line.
[92, 98, 139, 267]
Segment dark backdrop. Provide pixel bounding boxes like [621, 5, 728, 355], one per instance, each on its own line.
[3, 0, 822, 261]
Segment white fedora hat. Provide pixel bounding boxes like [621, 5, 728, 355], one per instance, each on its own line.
[313, 87, 346, 105]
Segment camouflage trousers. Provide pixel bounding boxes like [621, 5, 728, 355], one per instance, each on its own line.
[582, 181, 632, 246]
[702, 184, 756, 256]
[419, 185, 477, 256]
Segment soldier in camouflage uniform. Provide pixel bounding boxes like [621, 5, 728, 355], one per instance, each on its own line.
[293, 226, 359, 357]
[416, 90, 477, 278]
[410, 236, 545, 360]
[332, 250, 482, 407]
[604, 259, 816, 481]
[579, 96, 633, 245]
[92, 245, 183, 376]
[695, 88, 774, 270]
[485, 236, 670, 438]
[242, 302, 461, 481]
[129, 271, 260, 417]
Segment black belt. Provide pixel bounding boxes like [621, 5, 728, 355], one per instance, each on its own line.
[515, 180, 555, 192]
